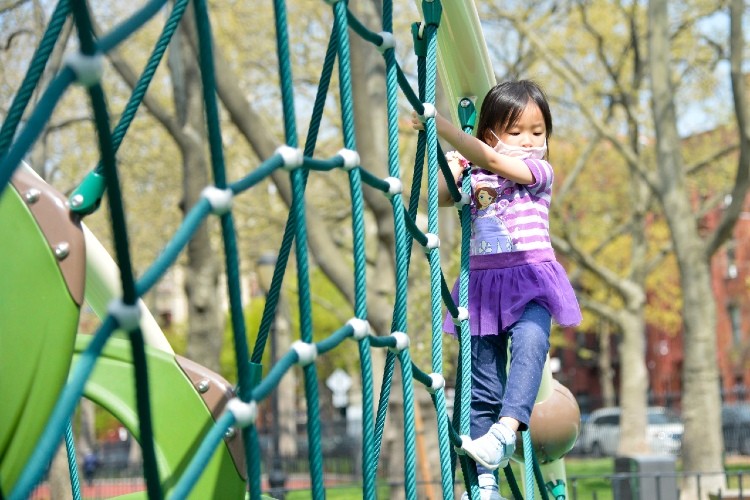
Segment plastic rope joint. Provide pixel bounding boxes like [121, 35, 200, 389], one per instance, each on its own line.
[225, 398, 258, 427]
[347, 318, 372, 340]
[108, 299, 141, 332]
[376, 32, 395, 53]
[201, 186, 233, 215]
[276, 145, 304, 171]
[384, 177, 403, 198]
[337, 149, 360, 171]
[451, 306, 469, 325]
[426, 373, 445, 394]
[388, 331, 410, 353]
[417, 103, 437, 122]
[454, 192, 470, 209]
[65, 51, 105, 87]
[291, 340, 318, 366]
[422, 233, 440, 253]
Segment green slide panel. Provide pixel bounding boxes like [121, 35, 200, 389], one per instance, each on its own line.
[74, 335, 245, 499]
[0, 177, 80, 492]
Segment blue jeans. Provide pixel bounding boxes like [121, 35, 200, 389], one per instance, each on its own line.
[469, 301, 550, 474]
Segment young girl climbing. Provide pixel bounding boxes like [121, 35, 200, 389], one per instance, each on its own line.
[412, 80, 582, 500]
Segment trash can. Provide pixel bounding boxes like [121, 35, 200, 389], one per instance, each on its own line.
[613, 455, 678, 500]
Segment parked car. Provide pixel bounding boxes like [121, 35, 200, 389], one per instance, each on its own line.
[578, 406, 683, 457]
[722, 402, 750, 455]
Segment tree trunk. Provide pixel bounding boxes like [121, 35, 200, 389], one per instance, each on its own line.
[616, 312, 650, 456]
[648, 0, 724, 496]
[168, 11, 224, 373]
[598, 320, 616, 408]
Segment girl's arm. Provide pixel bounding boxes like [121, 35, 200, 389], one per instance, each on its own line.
[433, 113, 534, 185]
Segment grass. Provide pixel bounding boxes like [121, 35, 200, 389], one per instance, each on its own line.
[275, 456, 750, 500]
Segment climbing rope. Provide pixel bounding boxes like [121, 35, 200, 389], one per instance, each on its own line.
[0, 1, 554, 499]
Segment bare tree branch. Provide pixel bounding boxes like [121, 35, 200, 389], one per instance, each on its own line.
[705, 0, 750, 256]
[0, 0, 28, 15]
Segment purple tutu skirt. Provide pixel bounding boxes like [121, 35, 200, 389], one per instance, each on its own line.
[443, 248, 582, 336]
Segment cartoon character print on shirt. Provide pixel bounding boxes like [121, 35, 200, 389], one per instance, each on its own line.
[470, 180, 514, 255]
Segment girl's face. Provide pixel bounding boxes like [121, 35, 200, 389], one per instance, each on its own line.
[493, 102, 547, 149]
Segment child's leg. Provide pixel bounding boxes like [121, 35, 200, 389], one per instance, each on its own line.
[502, 301, 551, 430]
[469, 334, 508, 475]
[461, 302, 551, 471]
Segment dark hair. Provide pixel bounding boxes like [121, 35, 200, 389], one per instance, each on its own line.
[475, 80, 553, 146]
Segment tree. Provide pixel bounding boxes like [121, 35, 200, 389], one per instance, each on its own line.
[487, 1, 747, 497]
[646, 0, 748, 496]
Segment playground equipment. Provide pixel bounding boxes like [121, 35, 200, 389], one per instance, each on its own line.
[0, 0, 581, 498]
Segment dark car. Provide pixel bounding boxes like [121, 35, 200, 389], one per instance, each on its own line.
[722, 403, 750, 455]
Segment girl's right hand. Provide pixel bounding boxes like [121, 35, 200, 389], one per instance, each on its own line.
[411, 110, 425, 131]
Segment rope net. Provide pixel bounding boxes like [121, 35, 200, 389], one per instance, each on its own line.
[0, 0, 550, 498]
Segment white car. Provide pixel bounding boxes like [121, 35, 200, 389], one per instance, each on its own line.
[578, 406, 683, 457]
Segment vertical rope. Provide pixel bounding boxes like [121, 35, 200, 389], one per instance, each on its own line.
[272, 0, 326, 496]
[523, 431, 535, 500]
[330, 1, 376, 496]
[64, 422, 82, 500]
[422, 13, 455, 496]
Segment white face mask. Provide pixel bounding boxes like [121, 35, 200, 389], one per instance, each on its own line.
[489, 130, 547, 160]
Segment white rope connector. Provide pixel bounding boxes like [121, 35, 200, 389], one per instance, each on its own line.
[347, 318, 371, 340]
[451, 306, 470, 325]
[65, 51, 104, 87]
[276, 145, 304, 171]
[107, 299, 141, 332]
[455, 435, 471, 455]
[291, 340, 318, 366]
[454, 192, 471, 209]
[225, 398, 258, 428]
[426, 373, 445, 394]
[376, 32, 395, 53]
[417, 103, 437, 122]
[384, 177, 402, 198]
[201, 186, 233, 215]
[422, 233, 440, 253]
[337, 148, 360, 171]
[388, 331, 410, 353]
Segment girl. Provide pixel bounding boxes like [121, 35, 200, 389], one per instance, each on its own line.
[413, 80, 581, 499]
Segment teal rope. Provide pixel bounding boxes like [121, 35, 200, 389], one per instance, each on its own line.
[457, 121, 477, 497]
[0, 69, 73, 199]
[278, 0, 326, 496]
[420, 12, 455, 495]
[97, 0, 168, 53]
[524, 431, 535, 499]
[382, 0, 417, 495]
[0, 0, 69, 156]
[64, 421, 82, 500]
[329, 1, 378, 496]
[89, 0, 189, 177]
[67, 0, 163, 496]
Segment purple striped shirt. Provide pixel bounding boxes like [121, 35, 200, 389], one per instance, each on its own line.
[461, 158, 553, 256]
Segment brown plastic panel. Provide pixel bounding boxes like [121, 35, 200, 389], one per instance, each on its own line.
[175, 355, 247, 480]
[10, 168, 85, 306]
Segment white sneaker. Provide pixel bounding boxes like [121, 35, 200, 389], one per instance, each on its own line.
[460, 473, 508, 500]
[460, 422, 516, 471]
